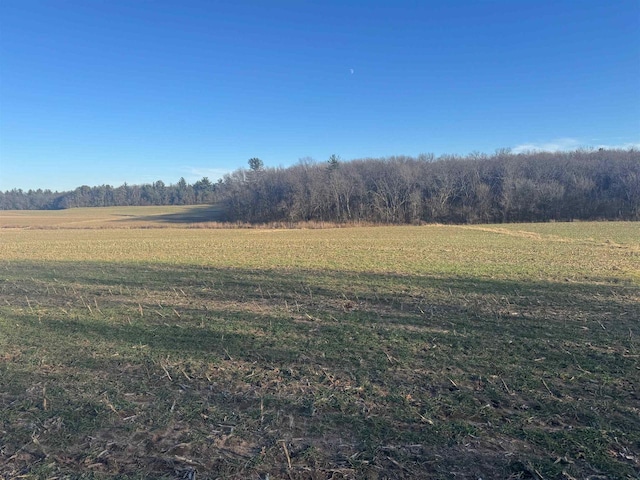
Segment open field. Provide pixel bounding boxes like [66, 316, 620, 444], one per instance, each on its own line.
[0, 205, 226, 229]
[1, 208, 639, 479]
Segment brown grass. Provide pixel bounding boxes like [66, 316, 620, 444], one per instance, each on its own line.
[0, 212, 638, 479]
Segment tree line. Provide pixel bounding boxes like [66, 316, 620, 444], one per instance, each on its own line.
[0, 177, 218, 210]
[218, 149, 639, 224]
[2, 148, 638, 224]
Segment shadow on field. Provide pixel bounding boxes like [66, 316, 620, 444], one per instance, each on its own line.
[119, 204, 226, 224]
[34, 312, 305, 365]
[4, 259, 640, 353]
[2, 260, 640, 479]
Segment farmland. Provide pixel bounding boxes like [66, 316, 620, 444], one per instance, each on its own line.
[1, 207, 639, 479]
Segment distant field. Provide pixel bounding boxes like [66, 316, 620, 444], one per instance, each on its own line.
[0, 205, 224, 229]
[1, 209, 638, 478]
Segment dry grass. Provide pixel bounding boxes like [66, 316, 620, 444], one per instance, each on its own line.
[0, 205, 377, 230]
[1, 220, 638, 282]
[0, 209, 638, 479]
[0, 205, 222, 229]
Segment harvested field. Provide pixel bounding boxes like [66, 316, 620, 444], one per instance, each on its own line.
[1, 208, 638, 479]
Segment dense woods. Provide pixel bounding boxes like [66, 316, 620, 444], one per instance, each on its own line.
[218, 149, 639, 224]
[2, 148, 639, 224]
[0, 177, 218, 211]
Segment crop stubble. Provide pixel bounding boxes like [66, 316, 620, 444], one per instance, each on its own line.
[0, 212, 639, 478]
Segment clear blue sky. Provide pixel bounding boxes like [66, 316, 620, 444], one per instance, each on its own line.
[1, 0, 639, 191]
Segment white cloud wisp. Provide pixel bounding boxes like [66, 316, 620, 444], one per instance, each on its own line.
[512, 138, 640, 154]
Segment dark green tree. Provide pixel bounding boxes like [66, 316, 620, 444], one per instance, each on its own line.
[248, 157, 264, 171]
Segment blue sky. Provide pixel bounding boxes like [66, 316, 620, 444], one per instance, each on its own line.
[1, 0, 639, 191]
